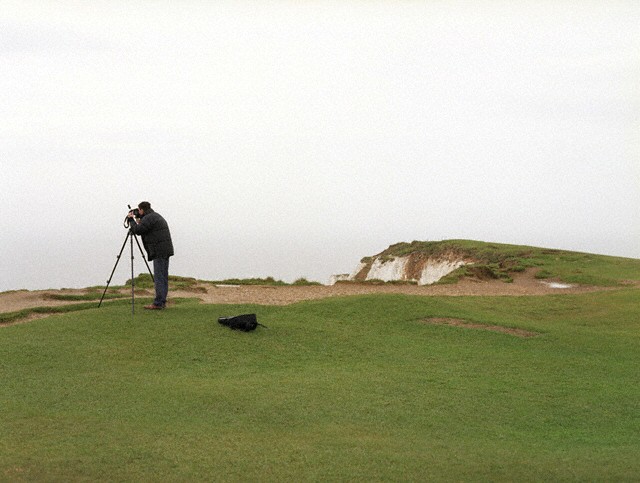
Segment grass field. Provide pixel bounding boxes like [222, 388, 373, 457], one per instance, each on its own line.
[1, 288, 639, 481]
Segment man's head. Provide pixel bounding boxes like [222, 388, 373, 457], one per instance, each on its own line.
[138, 201, 151, 216]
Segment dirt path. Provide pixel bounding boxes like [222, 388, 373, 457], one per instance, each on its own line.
[172, 272, 615, 305]
[0, 270, 621, 315]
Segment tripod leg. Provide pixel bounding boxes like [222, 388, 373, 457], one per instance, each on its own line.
[130, 230, 135, 316]
[98, 231, 130, 307]
[133, 234, 154, 282]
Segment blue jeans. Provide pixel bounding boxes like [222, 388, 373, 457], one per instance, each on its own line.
[153, 258, 170, 307]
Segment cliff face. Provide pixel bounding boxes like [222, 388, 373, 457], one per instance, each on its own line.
[328, 239, 640, 287]
[331, 250, 471, 286]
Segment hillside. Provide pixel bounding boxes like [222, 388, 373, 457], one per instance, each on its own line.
[2, 240, 639, 321]
[332, 240, 640, 286]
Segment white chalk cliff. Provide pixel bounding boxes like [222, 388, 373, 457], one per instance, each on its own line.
[419, 259, 466, 285]
[330, 253, 468, 286]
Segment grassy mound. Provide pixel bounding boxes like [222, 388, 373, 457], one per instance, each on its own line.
[124, 274, 322, 289]
[366, 239, 640, 286]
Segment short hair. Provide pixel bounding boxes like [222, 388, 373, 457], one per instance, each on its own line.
[138, 201, 151, 211]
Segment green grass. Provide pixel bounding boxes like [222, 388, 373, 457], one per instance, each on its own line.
[0, 301, 139, 325]
[124, 274, 322, 288]
[124, 274, 204, 290]
[1, 288, 639, 481]
[44, 291, 130, 302]
[206, 276, 321, 286]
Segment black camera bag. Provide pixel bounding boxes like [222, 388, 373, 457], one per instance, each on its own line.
[218, 313, 266, 332]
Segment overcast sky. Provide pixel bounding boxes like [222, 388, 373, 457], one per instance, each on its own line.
[1, 1, 639, 291]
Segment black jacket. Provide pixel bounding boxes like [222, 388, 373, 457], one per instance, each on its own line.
[130, 209, 174, 261]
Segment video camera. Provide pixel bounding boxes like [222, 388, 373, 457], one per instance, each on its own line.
[123, 204, 141, 228]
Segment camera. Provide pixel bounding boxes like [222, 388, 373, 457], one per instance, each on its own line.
[123, 205, 141, 228]
[127, 204, 142, 218]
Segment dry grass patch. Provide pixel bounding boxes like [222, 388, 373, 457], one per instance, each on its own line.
[423, 317, 540, 338]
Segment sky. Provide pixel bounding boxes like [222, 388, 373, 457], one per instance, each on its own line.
[1, 1, 639, 291]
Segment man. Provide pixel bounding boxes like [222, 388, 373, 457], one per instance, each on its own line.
[128, 201, 174, 310]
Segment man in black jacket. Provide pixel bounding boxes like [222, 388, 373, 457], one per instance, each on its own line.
[128, 201, 174, 310]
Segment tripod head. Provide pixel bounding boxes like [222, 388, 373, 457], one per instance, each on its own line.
[124, 204, 139, 228]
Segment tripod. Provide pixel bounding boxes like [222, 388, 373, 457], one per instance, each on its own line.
[98, 225, 154, 314]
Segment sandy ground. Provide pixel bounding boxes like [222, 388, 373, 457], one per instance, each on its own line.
[0, 270, 624, 316]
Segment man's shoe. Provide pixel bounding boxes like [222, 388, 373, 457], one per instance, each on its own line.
[144, 304, 164, 310]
